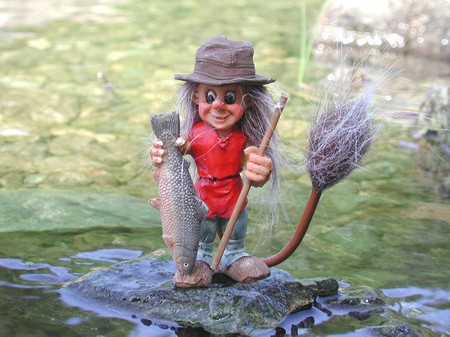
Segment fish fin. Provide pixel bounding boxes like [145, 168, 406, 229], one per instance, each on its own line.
[196, 198, 208, 218]
[150, 111, 180, 139]
[149, 197, 161, 210]
[182, 158, 190, 169]
[162, 234, 175, 250]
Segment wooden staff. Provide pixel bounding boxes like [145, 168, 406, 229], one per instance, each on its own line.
[210, 93, 288, 270]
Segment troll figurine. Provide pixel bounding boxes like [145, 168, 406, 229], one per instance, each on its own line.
[151, 35, 282, 288]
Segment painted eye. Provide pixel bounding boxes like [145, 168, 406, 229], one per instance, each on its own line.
[206, 90, 216, 104]
[224, 91, 236, 104]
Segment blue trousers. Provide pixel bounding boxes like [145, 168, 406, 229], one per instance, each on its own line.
[196, 207, 249, 266]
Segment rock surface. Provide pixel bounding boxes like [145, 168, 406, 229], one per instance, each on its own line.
[60, 257, 430, 336]
[61, 257, 338, 335]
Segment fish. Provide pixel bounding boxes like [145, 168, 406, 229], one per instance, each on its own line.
[149, 111, 208, 276]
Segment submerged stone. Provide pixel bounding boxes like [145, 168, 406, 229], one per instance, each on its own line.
[61, 257, 336, 335]
[372, 324, 421, 337]
[0, 188, 160, 232]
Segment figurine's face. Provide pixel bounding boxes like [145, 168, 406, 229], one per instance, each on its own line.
[193, 84, 247, 137]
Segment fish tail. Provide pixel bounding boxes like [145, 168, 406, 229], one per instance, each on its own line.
[150, 111, 180, 139]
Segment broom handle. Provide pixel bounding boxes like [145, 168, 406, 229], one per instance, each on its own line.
[210, 93, 288, 270]
[263, 188, 321, 267]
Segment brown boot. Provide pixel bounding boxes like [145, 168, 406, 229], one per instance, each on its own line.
[225, 256, 270, 283]
[173, 261, 212, 288]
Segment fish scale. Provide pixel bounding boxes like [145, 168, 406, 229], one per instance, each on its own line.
[150, 111, 208, 276]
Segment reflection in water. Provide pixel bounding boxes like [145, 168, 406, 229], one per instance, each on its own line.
[0, 250, 170, 335]
[74, 248, 142, 263]
[382, 287, 450, 334]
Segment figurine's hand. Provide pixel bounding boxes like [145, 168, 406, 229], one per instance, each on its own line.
[150, 137, 186, 166]
[150, 138, 164, 166]
[244, 146, 273, 187]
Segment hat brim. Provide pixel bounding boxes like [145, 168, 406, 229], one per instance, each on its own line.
[174, 73, 275, 86]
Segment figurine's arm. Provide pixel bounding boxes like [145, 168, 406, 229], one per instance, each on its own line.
[243, 145, 273, 187]
[150, 137, 187, 166]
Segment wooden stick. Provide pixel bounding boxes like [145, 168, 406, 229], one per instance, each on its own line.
[210, 93, 288, 270]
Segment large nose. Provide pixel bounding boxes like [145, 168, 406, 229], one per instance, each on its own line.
[211, 98, 224, 110]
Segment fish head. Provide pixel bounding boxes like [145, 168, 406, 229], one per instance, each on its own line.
[172, 245, 196, 275]
[176, 256, 195, 275]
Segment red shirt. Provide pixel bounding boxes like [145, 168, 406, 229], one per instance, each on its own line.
[188, 121, 247, 218]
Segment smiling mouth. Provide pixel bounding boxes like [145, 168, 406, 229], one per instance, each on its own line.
[211, 113, 229, 121]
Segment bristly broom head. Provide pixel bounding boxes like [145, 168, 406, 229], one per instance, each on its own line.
[306, 74, 379, 193]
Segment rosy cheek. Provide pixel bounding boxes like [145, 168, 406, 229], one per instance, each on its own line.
[198, 103, 210, 119]
[229, 104, 245, 118]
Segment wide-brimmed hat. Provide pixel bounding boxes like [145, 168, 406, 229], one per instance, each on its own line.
[174, 35, 275, 86]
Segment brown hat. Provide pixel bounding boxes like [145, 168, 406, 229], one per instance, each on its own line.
[174, 35, 275, 86]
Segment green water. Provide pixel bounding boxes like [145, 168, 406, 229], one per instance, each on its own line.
[1, 0, 449, 336]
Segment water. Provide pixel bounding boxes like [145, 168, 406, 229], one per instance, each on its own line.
[1, 0, 449, 336]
